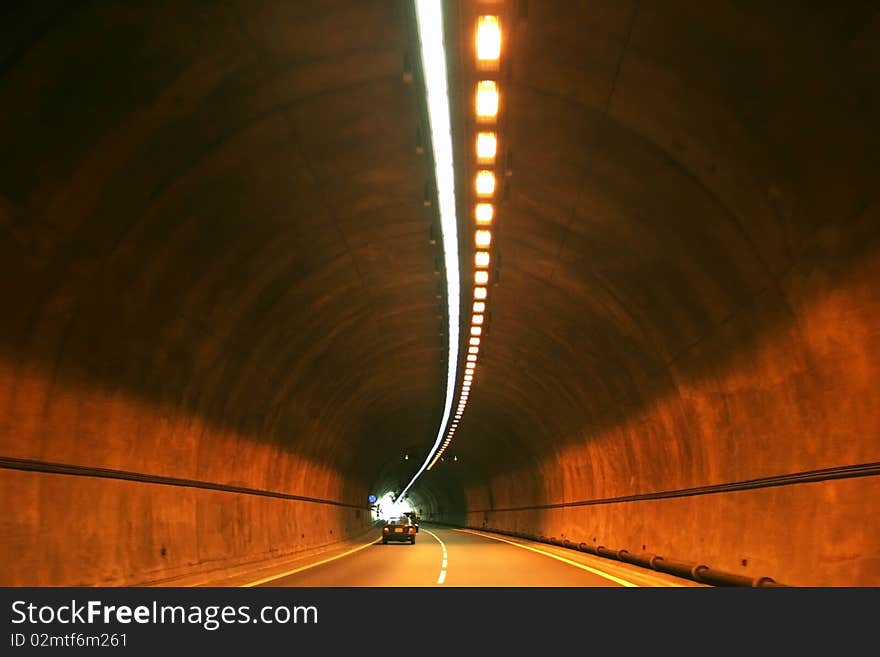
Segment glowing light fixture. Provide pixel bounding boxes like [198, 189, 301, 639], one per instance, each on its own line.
[476, 132, 497, 163]
[467, 354, 477, 362]
[475, 170, 496, 196]
[476, 80, 499, 120]
[475, 203, 494, 225]
[475, 251, 490, 267]
[398, 0, 461, 501]
[473, 301, 486, 313]
[474, 286, 487, 299]
[475, 270, 489, 285]
[471, 326, 482, 336]
[469, 337, 480, 346]
[475, 230, 492, 248]
[468, 346, 479, 354]
[476, 16, 501, 63]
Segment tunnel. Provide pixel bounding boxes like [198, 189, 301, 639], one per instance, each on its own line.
[1, 0, 878, 588]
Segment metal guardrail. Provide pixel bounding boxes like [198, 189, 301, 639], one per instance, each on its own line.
[0, 456, 369, 510]
[433, 521, 785, 586]
[466, 462, 880, 514]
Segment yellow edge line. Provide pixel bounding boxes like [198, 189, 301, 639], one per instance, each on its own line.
[242, 536, 378, 587]
[455, 529, 638, 587]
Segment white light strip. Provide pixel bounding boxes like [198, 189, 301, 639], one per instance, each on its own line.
[397, 0, 460, 502]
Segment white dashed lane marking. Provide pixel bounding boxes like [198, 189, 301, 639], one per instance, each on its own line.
[424, 529, 448, 585]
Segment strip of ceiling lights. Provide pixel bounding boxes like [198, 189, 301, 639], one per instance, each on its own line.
[426, 12, 501, 471]
[396, 0, 461, 502]
[397, 3, 503, 501]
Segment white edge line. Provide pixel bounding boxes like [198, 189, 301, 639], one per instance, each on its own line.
[455, 529, 639, 587]
[242, 536, 379, 587]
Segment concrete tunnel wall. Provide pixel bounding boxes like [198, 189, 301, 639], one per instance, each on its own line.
[0, 0, 433, 587]
[0, 373, 371, 586]
[449, 1, 880, 586]
[462, 239, 880, 586]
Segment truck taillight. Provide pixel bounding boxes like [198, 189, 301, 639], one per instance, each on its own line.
[409, 527, 415, 534]
[383, 527, 389, 533]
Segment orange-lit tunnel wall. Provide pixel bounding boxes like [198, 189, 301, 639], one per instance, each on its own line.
[0, 364, 372, 586]
[460, 229, 880, 586]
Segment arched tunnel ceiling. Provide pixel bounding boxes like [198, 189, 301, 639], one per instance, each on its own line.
[1, 1, 877, 506]
[0, 0, 446, 484]
[441, 0, 878, 486]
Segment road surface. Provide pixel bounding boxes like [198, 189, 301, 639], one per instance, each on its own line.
[249, 524, 702, 587]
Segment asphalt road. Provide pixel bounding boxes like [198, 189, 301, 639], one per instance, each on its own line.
[253, 524, 696, 587]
